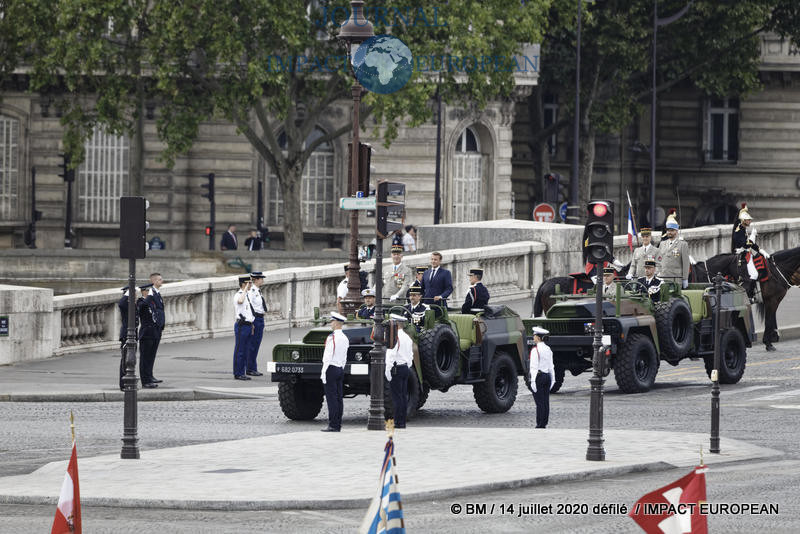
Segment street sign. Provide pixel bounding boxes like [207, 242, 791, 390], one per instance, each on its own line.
[339, 197, 376, 210]
[533, 202, 556, 222]
[559, 202, 568, 222]
[0, 316, 8, 337]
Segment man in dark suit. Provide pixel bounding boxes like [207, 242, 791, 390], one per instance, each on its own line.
[461, 268, 490, 313]
[137, 284, 159, 388]
[148, 272, 165, 384]
[423, 251, 453, 308]
[220, 224, 238, 250]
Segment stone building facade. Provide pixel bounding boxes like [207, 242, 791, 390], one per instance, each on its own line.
[511, 33, 800, 232]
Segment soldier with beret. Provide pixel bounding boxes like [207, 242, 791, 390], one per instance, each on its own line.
[385, 313, 414, 429]
[636, 259, 663, 301]
[357, 288, 376, 320]
[385, 244, 412, 303]
[246, 271, 267, 377]
[461, 268, 490, 313]
[602, 266, 619, 298]
[321, 312, 349, 432]
[233, 276, 255, 380]
[627, 228, 657, 280]
[405, 286, 428, 331]
[656, 210, 690, 288]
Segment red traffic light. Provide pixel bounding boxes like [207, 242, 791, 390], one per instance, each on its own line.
[592, 203, 608, 217]
[204, 226, 212, 236]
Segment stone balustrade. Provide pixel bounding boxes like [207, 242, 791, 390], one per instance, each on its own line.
[3, 217, 798, 363]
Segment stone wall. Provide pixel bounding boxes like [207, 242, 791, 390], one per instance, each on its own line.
[0, 285, 56, 365]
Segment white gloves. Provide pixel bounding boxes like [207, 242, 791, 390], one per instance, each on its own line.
[682, 280, 689, 289]
[385, 367, 392, 382]
[625, 272, 633, 280]
[389, 295, 397, 302]
[549, 374, 555, 391]
[612, 259, 624, 269]
[530, 375, 537, 393]
[648, 286, 659, 294]
[321, 365, 328, 385]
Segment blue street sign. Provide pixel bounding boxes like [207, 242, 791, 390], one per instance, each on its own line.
[559, 202, 568, 222]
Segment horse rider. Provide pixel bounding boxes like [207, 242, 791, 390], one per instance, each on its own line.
[655, 209, 690, 289]
[731, 203, 764, 298]
[627, 227, 657, 280]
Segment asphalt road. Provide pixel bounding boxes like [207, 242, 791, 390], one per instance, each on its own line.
[2, 331, 800, 532]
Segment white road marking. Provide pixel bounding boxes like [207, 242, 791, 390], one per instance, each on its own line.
[770, 405, 800, 410]
[750, 389, 800, 402]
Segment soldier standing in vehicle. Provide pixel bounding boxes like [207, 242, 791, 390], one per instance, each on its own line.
[529, 326, 555, 428]
[627, 228, 657, 280]
[320, 312, 349, 432]
[602, 267, 619, 298]
[461, 268, 490, 313]
[385, 244, 412, 303]
[636, 259, 663, 301]
[405, 286, 428, 331]
[406, 266, 426, 302]
[656, 211, 690, 288]
[385, 314, 414, 429]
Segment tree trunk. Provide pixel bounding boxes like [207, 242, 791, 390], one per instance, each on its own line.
[277, 163, 305, 251]
[578, 127, 596, 223]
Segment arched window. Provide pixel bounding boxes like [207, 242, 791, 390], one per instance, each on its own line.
[452, 126, 485, 223]
[267, 127, 334, 228]
[78, 127, 130, 222]
[0, 114, 20, 221]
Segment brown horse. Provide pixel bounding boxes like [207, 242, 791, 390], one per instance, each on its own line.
[756, 246, 800, 351]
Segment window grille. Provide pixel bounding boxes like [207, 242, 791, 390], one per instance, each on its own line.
[0, 114, 19, 220]
[705, 97, 739, 162]
[452, 127, 484, 223]
[78, 128, 129, 222]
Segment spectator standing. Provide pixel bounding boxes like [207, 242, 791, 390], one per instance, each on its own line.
[246, 271, 267, 376]
[233, 276, 254, 380]
[529, 326, 555, 428]
[148, 273, 165, 384]
[401, 225, 417, 252]
[221, 224, 238, 250]
[244, 229, 263, 251]
[321, 312, 349, 432]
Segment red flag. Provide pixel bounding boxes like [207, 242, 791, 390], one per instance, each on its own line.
[51, 441, 81, 534]
[629, 466, 708, 534]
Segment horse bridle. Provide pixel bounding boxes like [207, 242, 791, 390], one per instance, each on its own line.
[768, 256, 800, 289]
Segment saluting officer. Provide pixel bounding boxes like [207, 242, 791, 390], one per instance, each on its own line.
[357, 288, 376, 320]
[137, 283, 159, 388]
[627, 228, 657, 280]
[461, 268, 490, 313]
[385, 244, 412, 303]
[246, 271, 267, 377]
[405, 286, 428, 331]
[385, 314, 414, 429]
[321, 312, 349, 432]
[656, 211, 690, 288]
[233, 276, 254, 381]
[529, 326, 555, 429]
[636, 259, 663, 301]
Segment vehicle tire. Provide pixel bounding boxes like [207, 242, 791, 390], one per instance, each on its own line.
[278, 380, 324, 420]
[384, 366, 421, 421]
[704, 328, 747, 384]
[549, 363, 566, 393]
[417, 381, 431, 410]
[473, 352, 519, 413]
[613, 333, 659, 393]
[654, 298, 694, 361]
[418, 323, 460, 389]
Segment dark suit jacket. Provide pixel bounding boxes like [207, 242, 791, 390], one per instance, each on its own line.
[221, 231, 238, 250]
[423, 267, 453, 305]
[636, 276, 662, 301]
[461, 282, 490, 313]
[118, 294, 139, 342]
[137, 298, 158, 340]
[150, 291, 165, 330]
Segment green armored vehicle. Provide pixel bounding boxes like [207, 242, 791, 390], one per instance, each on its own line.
[522, 281, 756, 393]
[268, 305, 529, 421]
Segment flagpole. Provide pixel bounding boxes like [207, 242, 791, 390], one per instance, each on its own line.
[70, 410, 75, 443]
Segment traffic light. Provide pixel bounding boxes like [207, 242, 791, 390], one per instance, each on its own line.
[376, 181, 405, 239]
[120, 196, 149, 259]
[57, 154, 75, 182]
[204, 225, 213, 236]
[584, 200, 614, 264]
[201, 173, 215, 203]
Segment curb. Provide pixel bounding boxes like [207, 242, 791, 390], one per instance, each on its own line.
[0, 461, 676, 511]
[0, 389, 274, 403]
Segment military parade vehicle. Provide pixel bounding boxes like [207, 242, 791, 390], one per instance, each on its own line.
[522, 281, 756, 393]
[268, 304, 529, 421]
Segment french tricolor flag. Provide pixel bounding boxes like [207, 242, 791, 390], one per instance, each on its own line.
[627, 206, 638, 251]
[51, 441, 81, 534]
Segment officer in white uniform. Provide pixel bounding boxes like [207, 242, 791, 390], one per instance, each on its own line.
[336, 265, 349, 314]
[321, 312, 349, 432]
[246, 271, 267, 376]
[529, 326, 555, 428]
[385, 314, 414, 428]
[233, 276, 255, 381]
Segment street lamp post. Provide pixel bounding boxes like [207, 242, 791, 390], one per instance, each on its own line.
[710, 273, 723, 453]
[338, 1, 374, 316]
[567, 0, 582, 226]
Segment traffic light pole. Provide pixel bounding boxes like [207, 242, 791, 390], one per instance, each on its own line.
[367, 233, 386, 431]
[121, 258, 140, 459]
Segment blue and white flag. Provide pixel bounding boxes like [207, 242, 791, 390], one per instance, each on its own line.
[626, 191, 638, 251]
[358, 437, 405, 534]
